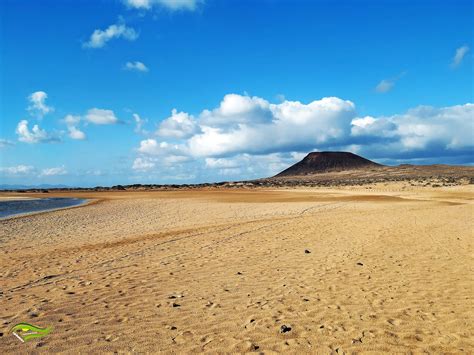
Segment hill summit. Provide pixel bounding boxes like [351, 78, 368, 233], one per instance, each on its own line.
[275, 151, 382, 177]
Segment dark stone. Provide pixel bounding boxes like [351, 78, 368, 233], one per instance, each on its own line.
[357, 262, 364, 266]
[305, 249, 311, 254]
[280, 325, 292, 333]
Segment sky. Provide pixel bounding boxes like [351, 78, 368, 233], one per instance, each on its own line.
[0, 0, 473, 187]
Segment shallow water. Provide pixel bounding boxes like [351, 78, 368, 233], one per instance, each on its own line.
[0, 197, 87, 218]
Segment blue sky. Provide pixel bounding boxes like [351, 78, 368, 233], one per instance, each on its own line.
[0, 0, 473, 187]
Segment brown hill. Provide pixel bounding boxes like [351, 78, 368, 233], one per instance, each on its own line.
[275, 151, 382, 177]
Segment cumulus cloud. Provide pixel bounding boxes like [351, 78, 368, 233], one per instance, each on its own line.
[16, 120, 57, 143]
[136, 95, 356, 161]
[40, 166, 67, 176]
[28, 91, 54, 118]
[199, 94, 273, 128]
[136, 139, 191, 169]
[132, 157, 156, 171]
[138, 139, 188, 157]
[85, 108, 118, 125]
[133, 95, 356, 179]
[64, 114, 80, 126]
[125, 61, 149, 72]
[68, 126, 86, 140]
[133, 94, 474, 181]
[351, 103, 474, 156]
[157, 109, 200, 138]
[83, 23, 138, 49]
[64, 114, 86, 140]
[124, 0, 200, 11]
[0, 165, 34, 175]
[451, 45, 469, 68]
[188, 96, 355, 157]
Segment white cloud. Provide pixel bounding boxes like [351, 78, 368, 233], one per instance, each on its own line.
[199, 94, 272, 128]
[40, 166, 67, 177]
[28, 91, 54, 118]
[63, 114, 86, 140]
[132, 157, 156, 171]
[125, 0, 152, 9]
[451, 45, 469, 68]
[124, 0, 200, 11]
[0, 165, 34, 175]
[157, 109, 200, 138]
[85, 108, 118, 125]
[188, 95, 355, 157]
[68, 126, 86, 140]
[138, 139, 188, 157]
[16, 120, 56, 143]
[133, 113, 148, 134]
[125, 61, 149, 72]
[351, 116, 376, 128]
[351, 103, 474, 151]
[133, 94, 474, 181]
[137, 94, 355, 161]
[83, 23, 138, 49]
[136, 139, 191, 169]
[64, 114, 80, 126]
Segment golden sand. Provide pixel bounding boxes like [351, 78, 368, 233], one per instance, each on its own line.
[1, 184, 473, 353]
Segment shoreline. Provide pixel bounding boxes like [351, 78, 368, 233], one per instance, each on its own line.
[0, 198, 94, 221]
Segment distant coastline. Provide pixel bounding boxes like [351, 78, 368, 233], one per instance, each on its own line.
[2, 163, 473, 192]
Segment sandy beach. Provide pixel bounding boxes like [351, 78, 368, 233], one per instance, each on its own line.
[1, 184, 473, 353]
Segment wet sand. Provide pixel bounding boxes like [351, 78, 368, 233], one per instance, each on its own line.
[1, 184, 473, 353]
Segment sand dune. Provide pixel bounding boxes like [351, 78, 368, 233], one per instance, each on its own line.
[1, 184, 473, 353]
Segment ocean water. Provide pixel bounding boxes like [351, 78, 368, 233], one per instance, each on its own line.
[0, 198, 87, 218]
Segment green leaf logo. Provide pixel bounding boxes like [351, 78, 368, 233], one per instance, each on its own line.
[10, 322, 52, 343]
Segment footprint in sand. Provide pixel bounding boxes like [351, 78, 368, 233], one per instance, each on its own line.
[172, 330, 193, 345]
[387, 318, 402, 326]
